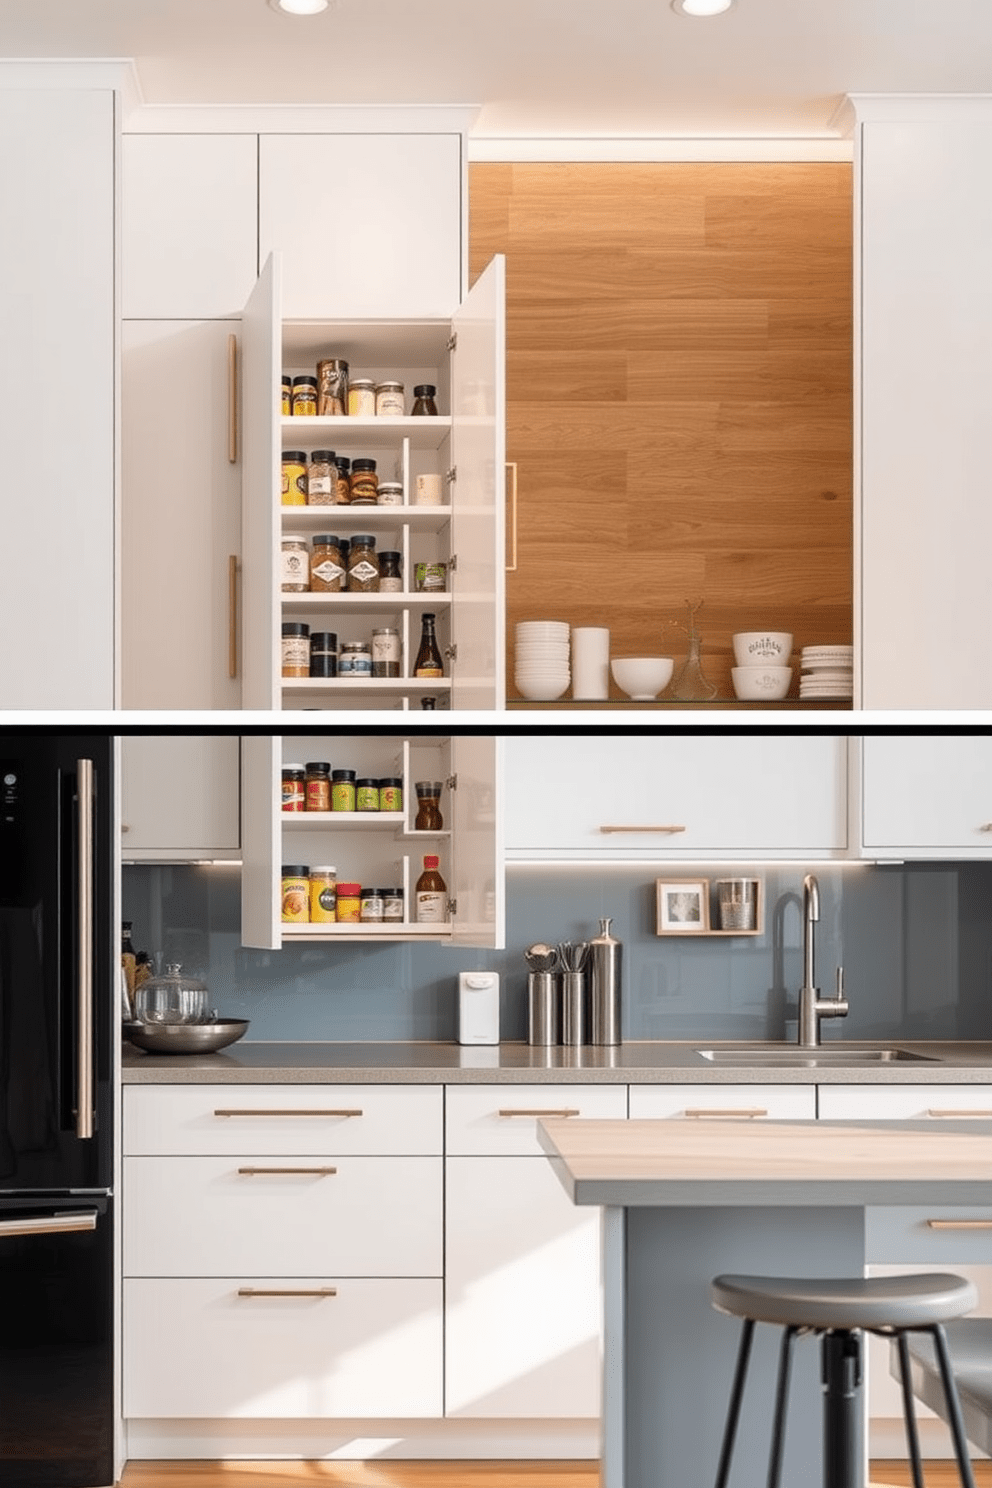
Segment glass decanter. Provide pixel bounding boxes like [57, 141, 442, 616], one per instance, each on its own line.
[668, 602, 718, 702]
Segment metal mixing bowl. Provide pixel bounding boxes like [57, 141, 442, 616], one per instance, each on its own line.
[123, 1019, 249, 1055]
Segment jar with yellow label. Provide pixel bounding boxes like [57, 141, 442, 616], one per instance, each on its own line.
[379, 778, 403, 813]
[281, 452, 308, 506]
[347, 379, 376, 416]
[356, 779, 380, 812]
[331, 769, 356, 812]
[281, 377, 292, 415]
[291, 376, 318, 416]
[336, 882, 362, 923]
[281, 866, 310, 923]
[308, 866, 337, 923]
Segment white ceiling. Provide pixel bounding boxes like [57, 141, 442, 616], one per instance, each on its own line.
[1, 0, 991, 144]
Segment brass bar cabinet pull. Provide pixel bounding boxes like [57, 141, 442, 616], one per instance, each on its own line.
[498, 1108, 581, 1119]
[236, 1166, 338, 1177]
[684, 1108, 768, 1120]
[213, 1108, 363, 1118]
[598, 825, 687, 834]
[237, 1287, 337, 1299]
[925, 1219, 992, 1230]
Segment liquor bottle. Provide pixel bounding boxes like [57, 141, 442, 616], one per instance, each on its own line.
[414, 612, 444, 678]
[415, 855, 447, 923]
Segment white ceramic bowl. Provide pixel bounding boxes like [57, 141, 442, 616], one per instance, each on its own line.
[732, 632, 793, 667]
[731, 665, 792, 700]
[610, 657, 674, 701]
[515, 676, 570, 701]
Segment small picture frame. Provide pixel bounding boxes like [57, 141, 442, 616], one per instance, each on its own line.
[656, 879, 710, 935]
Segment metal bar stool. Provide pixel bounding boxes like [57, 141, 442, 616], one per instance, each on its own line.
[710, 1271, 979, 1488]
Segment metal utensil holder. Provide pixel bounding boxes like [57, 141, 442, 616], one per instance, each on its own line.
[562, 971, 587, 1046]
[528, 972, 560, 1046]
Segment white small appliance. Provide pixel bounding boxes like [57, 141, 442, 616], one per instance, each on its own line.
[457, 971, 500, 1045]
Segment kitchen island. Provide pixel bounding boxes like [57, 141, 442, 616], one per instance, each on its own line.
[537, 1115, 992, 1488]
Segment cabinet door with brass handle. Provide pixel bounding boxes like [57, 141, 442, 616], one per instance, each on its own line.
[447, 1084, 627, 1157]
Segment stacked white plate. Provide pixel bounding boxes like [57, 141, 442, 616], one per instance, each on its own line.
[515, 620, 570, 701]
[800, 645, 854, 700]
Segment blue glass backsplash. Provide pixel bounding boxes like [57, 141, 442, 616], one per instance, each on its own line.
[121, 861, 992, 1043]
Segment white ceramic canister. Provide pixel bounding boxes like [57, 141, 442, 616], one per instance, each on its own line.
[571, 626, 610, 700]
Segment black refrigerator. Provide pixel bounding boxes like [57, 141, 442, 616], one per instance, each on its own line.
[0, 733, 115, 1488]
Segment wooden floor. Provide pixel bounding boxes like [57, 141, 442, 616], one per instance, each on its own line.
[119, 1461, 992, 1487]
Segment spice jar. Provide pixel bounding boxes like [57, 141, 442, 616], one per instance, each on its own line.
[338, 639, 372, 677]
[317, 359, 348, 416]
[334, 456, 351, 504]
[331, 769, 356, 812]
[281, 866, 310, 923]
[411, 384, 439, 416]
[371, 627, 401, 678]
[378, 551, 403, 592]
[379, 778, 403, 813]
[309, 866, 337, 923]
[415, 781, 444, 831]
[356, 778, 380, 812]
[415, 855, 447, 923]
[281, 534, 309, 592]
[281, 452, 308, 506]
[375, 381, 405, 416]
[291, 376, 317, 416]
[309, 631, 338, 678]
[349, 459, 378, 505]
[415, 562, 447, 593]
[307, 450, 337, 505]
[281, 622, 310, 678]
[305, 761, 331, 813]
[281, 377, 292, 415]
[360, 887, 385, 924]
[281, 764, 306, 811]
[347, 378, 376, 416]
[336, 882, 361, 923]
[376, 482, 404, 507]
[346, 534, 380, 592]
[382, 887, 404, 922]
[310, 535, 345, 592]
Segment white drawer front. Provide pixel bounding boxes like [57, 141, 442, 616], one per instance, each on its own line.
[124, 1155, 442, 1277]
[123, 1084, 442, 1155]
[629, 1084, 816, 1120]
[445, 1084, 627, 1156]
[124, 1277, 443, 1418]
[866, 1205, 992, 1265]
[817, 1085, 992, 1121]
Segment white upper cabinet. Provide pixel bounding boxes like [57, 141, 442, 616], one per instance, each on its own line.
[122, 133, 258, 319]
[0, 77, 117, 709]
[861, 735, 992, 856]
[120, 736, 240, 860]
[258, 133, 463, 319]
[850, 97, 992, 709]
[504, 735, 850, 858]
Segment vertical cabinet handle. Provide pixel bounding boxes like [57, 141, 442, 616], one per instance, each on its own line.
[228, 554, 240, 679]
[76, 759, 95, 1140]
[228, 333, 238, 464]
[505, 461, 518, 573]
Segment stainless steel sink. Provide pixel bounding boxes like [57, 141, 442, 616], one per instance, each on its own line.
[695, 1046, 941, 1067]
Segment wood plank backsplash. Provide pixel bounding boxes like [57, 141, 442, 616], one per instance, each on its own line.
[468, 162, 853, 705]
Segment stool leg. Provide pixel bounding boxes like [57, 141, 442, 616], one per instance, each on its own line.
[821, 1329, 862, 1488]
[767, 1325, 798, 1488]
[928, 1325, 978, 1488]
[714, 1317, 755, 1488]
[895, 1331, 926, 1488]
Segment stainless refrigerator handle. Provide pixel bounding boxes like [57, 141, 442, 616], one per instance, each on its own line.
[0, 1210, 98, 1238]
[76, 757, 95, 1140]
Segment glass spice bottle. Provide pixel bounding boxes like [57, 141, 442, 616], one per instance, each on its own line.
[415, 855, 447, 923]
[413, 612, 444, 678]
[310, 535, 345, 592]
[335, 456, 352, 504]
[414, 781, 443, 831]
[307, 450, 337, 505]
[346, 534, 380, 592]
[304, 761, 331, 813]
[378, 551, 403, 592]
[349, 458, 378, 504]
[291, 376, 317, 416]
[411, 384, 439, 416]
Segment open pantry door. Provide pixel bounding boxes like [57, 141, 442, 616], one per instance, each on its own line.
[240, 734, 281, 950]
[448, 733, 504, 948]
[449, 255, 506, 710]
[241, 253, 282, 709]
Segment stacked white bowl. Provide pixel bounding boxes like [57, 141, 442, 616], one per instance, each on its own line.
[730, 631, 793, 701]
[515, 621, 571, 701]
[799, 645, 854, 700]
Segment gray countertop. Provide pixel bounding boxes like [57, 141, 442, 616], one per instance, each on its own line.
[120, 1038, 992, 1084]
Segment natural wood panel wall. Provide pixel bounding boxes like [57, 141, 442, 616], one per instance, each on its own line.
[469, 162, 853, 704]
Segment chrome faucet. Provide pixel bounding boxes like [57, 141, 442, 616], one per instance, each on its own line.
[798, 873, 848, 1048]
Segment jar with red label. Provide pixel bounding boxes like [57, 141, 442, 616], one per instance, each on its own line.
[305, 761, 331, 812]
[336, 882, 362, 923]
[281, 765, 306, 812]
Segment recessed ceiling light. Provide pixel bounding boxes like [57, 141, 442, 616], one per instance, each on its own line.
[671, 0, 735, 15]
[268, 0, 329, 15]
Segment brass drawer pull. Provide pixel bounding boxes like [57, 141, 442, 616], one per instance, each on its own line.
[498, 1108, 581, 1118]
[599, 824, 687, 834]
[214, 1108, 363, 1118]
[237, 1287, 336, 1299]
[926, 1219, 992, 1230]
[237, 1166, 337, 1176]
[685, 1108, 768, 1119]
[926, 1109, 992, 1119]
